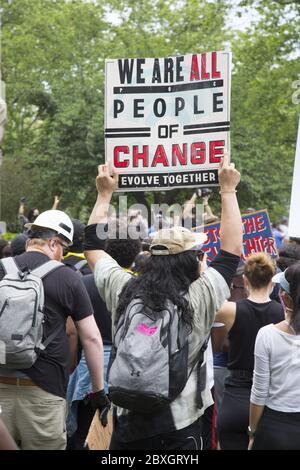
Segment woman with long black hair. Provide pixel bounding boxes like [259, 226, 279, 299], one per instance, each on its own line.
[249, 263, 300, 450]
[84, 155, 243, 450]
[115, 248, 200, 330]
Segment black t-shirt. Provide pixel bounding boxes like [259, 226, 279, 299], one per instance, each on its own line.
[209, 249, 240, 288]
[63, 254, 92, 276]
[227, 299, 284, 371]
[82, 274, 112, 345]
[63, 258, 111, 343]
[0, 252, 93, 398]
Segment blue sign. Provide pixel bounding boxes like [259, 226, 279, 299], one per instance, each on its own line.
[194, 209, 277, 262]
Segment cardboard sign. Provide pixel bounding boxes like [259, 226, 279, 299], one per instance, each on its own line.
[194, 210, 277, 262]
[86, 410, 112, 450]
[105, 51, 231, 191]
[289, 116, 300, 238]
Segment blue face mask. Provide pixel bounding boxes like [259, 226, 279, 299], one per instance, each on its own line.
[273, 269, 290, 295]
[279, 278, 290, 295]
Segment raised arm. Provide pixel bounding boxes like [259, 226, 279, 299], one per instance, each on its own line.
[182, 192, 197, 220]
[84, 164, 118, 271]
[218, 153, 243, 256]
[52, 195, 60, 210]
[18, 197, 27, 230]
[18, 198, 26, 217]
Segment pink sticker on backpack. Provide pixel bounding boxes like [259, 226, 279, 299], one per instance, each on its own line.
[137, 323, 158, 336]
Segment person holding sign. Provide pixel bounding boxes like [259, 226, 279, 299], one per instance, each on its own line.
[84, 154, 242, 450]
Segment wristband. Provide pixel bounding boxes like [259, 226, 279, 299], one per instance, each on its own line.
[219, 190, 237, 194]
[83, 223, 108, 251]
[89, 389, 106, 399]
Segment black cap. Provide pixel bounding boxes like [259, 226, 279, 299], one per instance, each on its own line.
[11, 234, 28, 256]
[72, 219, 86, 252]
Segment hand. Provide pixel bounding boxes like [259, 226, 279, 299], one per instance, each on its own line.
[190, 193, 197, 203]
[218, 152, 241, 191]
[96, 164, 118, 196]
[89, 389, 111, 427]
[52, 195, 60, 210]
[202, 195, 210, 205]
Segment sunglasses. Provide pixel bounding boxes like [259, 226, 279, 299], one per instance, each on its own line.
[53, 239, 69, 252]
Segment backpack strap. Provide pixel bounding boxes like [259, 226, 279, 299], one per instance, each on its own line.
[195, 335, 210, 409]
[39, 326, 63, 350]
[33, 261, 64, 351]
[73, 259, 88, 273]
[31, 260, 64, 279]
[0, 257, 19, 275]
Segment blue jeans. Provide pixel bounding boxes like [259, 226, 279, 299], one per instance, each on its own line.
[66, 344, 111, 437]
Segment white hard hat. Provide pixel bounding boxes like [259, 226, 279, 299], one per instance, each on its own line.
[25, 210, 74, 244]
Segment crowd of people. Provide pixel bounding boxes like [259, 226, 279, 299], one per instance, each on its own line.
[1, 95, 300, 451]
[0, 156, 299, 451]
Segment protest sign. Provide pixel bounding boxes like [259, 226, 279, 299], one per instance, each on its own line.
[288, 116, 300, 238]
[194, 210, 277, 262]
[105, 51, 231, 191]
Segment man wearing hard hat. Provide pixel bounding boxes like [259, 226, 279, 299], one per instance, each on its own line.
[0, 209, 109, 450]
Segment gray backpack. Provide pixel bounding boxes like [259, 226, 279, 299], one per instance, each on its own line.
[0, 257, 63, 369]
[108, 298, 194, 413]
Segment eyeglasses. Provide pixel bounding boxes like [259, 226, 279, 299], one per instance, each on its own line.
[53, 239, 69, 251]
[195, 250, 205, 261]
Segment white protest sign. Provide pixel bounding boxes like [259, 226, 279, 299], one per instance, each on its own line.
[105, 51, 231, 191]
[289, 116, 300, 238]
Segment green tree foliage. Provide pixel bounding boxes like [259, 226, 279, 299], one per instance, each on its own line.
[231, 0, 300, 219]
[0, 0, 299, 226]
[1, 0, 230, 223]
[1, 0, 109, 221]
